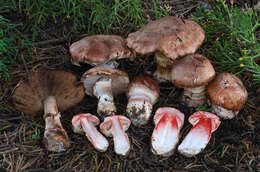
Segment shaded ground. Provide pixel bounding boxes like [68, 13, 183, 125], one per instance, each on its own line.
[0, 1, 260, 171]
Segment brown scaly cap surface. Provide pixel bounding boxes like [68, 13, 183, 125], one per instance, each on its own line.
[126, 76, 160, 103]
[81, 66, 129, 96]
[207, 73, 248, 111]
[171, 54, 215, 88]
[70, 35, 132, 64]
[126, 16, 205, 60]
[12, 69, 85, 117]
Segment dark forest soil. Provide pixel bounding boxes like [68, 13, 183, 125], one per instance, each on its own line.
[0, 1, 259, 172]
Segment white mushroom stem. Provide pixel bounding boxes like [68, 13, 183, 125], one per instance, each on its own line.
[93, 78, 116, 116]
[44, 96, 62, 129]
[80, 117, 109, 152]
[211, 103, 239, 119]
[178, 118, 212, 157]
[71, 58, 81, 66]
[153, 52, 174, 82]
[182, 85, 206, 107]
[111, 117, 130, 155]
[126, 87, 155, 126]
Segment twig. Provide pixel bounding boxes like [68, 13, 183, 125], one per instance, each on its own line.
[21, 54, 30, 78]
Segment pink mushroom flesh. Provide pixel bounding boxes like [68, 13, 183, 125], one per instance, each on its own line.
[178, 111, 221, 157]
[151, 107, 184, 156]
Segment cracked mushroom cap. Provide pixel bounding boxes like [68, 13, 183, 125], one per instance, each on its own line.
[70, 35, 132, 65]
[12, 69, 85, 116]
[207, 73, 248, 111]
[126, 76, 160, 104]
[126, 16, 205, 60]
[171, 54, 215, 88]
[81, 66, 129, 96]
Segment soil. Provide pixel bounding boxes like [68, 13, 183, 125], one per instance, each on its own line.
[0, 1, 259, 172]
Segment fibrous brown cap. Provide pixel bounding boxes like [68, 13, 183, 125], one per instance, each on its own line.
[207, 73, 248, 111]
[70, 35, 131, 65]
[12, 69, 85, 116]
[126, 16, 205, 60]
[126, 76, 159, 103]
[81, 66, 129, 96]
[171, 54, 215, 88]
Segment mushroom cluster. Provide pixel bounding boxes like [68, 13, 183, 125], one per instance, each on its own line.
[12, 16, 248, 158]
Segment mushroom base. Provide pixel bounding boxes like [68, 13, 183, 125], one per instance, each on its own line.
[93, 78, 116, 116]
[182, 86, 206, 107]
[153, 52, 174, 82]
[126, 98, 153, 127]
[212, 103, 239, 119]
[43, 96, 70, 152]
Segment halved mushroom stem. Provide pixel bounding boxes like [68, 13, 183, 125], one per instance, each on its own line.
[93, 78, 116, 116]
[178, 111, 221, 157]
[151, 107, 184, 156]
[183, 85, 206, 107]
[100, 115, 131, 156]
[211, 103, 239, 119]
[72, 113, 109, 152]
[43, 96, 70, 152]
[153, 52, 174, 82]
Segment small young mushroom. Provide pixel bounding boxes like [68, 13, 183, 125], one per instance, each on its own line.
[100, 115, 131, 156]
[207, 73, 248, 119]
[81, 66, 129, 116]
[126, 76, 159, 126]
[70, 35, 133, 68]
[170, 54, 215, 107]
[151, 107, 184, 156]
[12, 69, 85, 152]
[72, 113, 109, 152]
[126, 16, 205, 82]
[178, 111, 221, 157]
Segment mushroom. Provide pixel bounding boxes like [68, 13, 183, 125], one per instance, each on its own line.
[178, 111, 221, 157]
[207, 73, 248, 119]
[70, 35, 133, 68]
[81, 66, 129, 116]
[126, 16, 205, 82]
[126, 76, 159, 126]
[100, 115, 131, 156]
[151, 107, 184, 156]
[72, 113, 109, 152]
[12, 69, 85, 152]
[170, 54, 215, 107]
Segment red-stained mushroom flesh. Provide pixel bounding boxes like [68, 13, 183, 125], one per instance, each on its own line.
[178, 111, 221, 157]
[100, 116, 131, 156]
[72, 114, 109, 152]
[151, 107, 184, 156]
[93, 78, 116, 116]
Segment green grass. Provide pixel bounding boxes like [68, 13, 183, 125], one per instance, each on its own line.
[192, 0, 260, 85]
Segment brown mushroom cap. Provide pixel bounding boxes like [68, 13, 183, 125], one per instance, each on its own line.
[126, 76, 160, 103]
[207, 73, 248, 111]
[171, 54, 215, 88]
[12, 69, 85, 116]
[70, 35, 131, 65]
[81, 66, 129, 96]
[126, 16, 205, 60]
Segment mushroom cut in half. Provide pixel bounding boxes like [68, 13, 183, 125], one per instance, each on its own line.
[126, 76, 159, 126]
[151, 107, 184, 157]
[178, 111, 221, 157]
[12, 69, 85, 152]
[72, 113, 109, 152]
[207, 73, 248, 119]
[81, 66, 129, 116]
[171, 54, 215, 107]
[127, 16, 205, 82]
[70, 35, 132, 68]
[100, 115, 131, 156]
